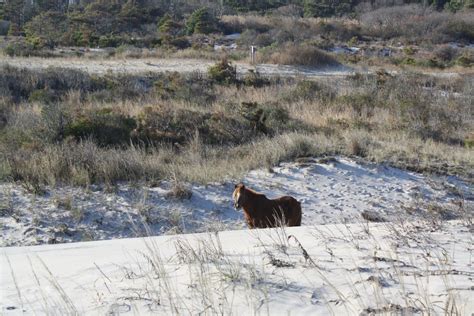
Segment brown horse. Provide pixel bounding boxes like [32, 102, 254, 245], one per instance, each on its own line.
[232, 183, 302, 228]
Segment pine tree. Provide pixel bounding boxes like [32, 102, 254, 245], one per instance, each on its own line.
[158, 13, 182, 39]
[304, 0, 333, 17]
[186, 7, 216, 35]
[24, 11, 68, 48]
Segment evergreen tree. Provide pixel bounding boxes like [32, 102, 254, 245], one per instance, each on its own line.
[185, 7, 217, 35]
[304, 0, 333, 17]
[304, 0, 353, 17]
[118, 0, 154, 29]
[25, 11, 68, 48]
[158, 13, 182, 39]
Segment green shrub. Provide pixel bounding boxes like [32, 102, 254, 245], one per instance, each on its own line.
[238, 102, 267, 133]
[242, 70, 270, 88]
[168, 37, 191, 49]
[401, 57, 416, 66]
[455, 52, 473, 67]
[433, 45, 458, 63]
[7, 22, 21, 36]
[464, 135, 474, 148]
[208, 59, 237, 85]
[65, 109, 136, 146]
[98, 35, 122, 48]
[28, 89, 56, 104]
[238, 102, 292, 134]
[347, 36, 358, 46]
[403, 47, 416, 56]
[338, 93, 376, 117]
[285, 80, 335, 102]
[262, 104, 290, 131]
[0, 99, 10, 130]
[3, 41, 36, 57]
[134, 106, 255, 146]
[153, 72, 215, 105]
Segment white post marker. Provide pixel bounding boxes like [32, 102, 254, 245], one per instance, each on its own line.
[250, 45, 257, 65]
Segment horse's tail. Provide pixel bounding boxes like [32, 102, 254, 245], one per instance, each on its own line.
[290, 198, 302, 226]
[296, 200, 302, 226]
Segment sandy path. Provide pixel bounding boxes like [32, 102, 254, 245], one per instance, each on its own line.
[2, 56, 469, 79]
[0, 56, 354, 77]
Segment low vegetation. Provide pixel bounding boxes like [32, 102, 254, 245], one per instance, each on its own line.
[0, 62, 472, 191]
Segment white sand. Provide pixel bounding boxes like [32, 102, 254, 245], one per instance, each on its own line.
[1, 221, 472, 315]
[1, 157, 472, 315]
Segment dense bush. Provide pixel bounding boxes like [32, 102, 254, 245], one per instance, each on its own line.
[134, 106, 255, 145]
[238, 101, 295, 134]
[28, 89, 57, 104]
[98, 35, 123, 48]
[433, 45, 459, 63]
[285, 80, 336, 102]
[3, 40, 36, 57]
[360, 6, 474, 43]
[65, 108, 136, 146]
[242, 70, 270, 87]
[262, 43, 339, 67]
[455, 51, 474, 67]
[208, 59, 237, 85]
[153, 72, 215, 105]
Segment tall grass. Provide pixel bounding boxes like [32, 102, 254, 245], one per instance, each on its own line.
[1, 65, 472, 189]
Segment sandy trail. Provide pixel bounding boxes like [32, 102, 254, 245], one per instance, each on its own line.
[0, 56, 355, 77]
[1, 56, 469, 78]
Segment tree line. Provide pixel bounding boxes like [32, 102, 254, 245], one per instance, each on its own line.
[0, 0, 471, 48]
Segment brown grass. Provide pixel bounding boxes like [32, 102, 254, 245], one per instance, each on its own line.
[260, 44, 339, 67]
[1, 66, 472, 188]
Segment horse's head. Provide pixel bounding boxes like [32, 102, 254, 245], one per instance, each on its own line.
[232, 183, 246, 209]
